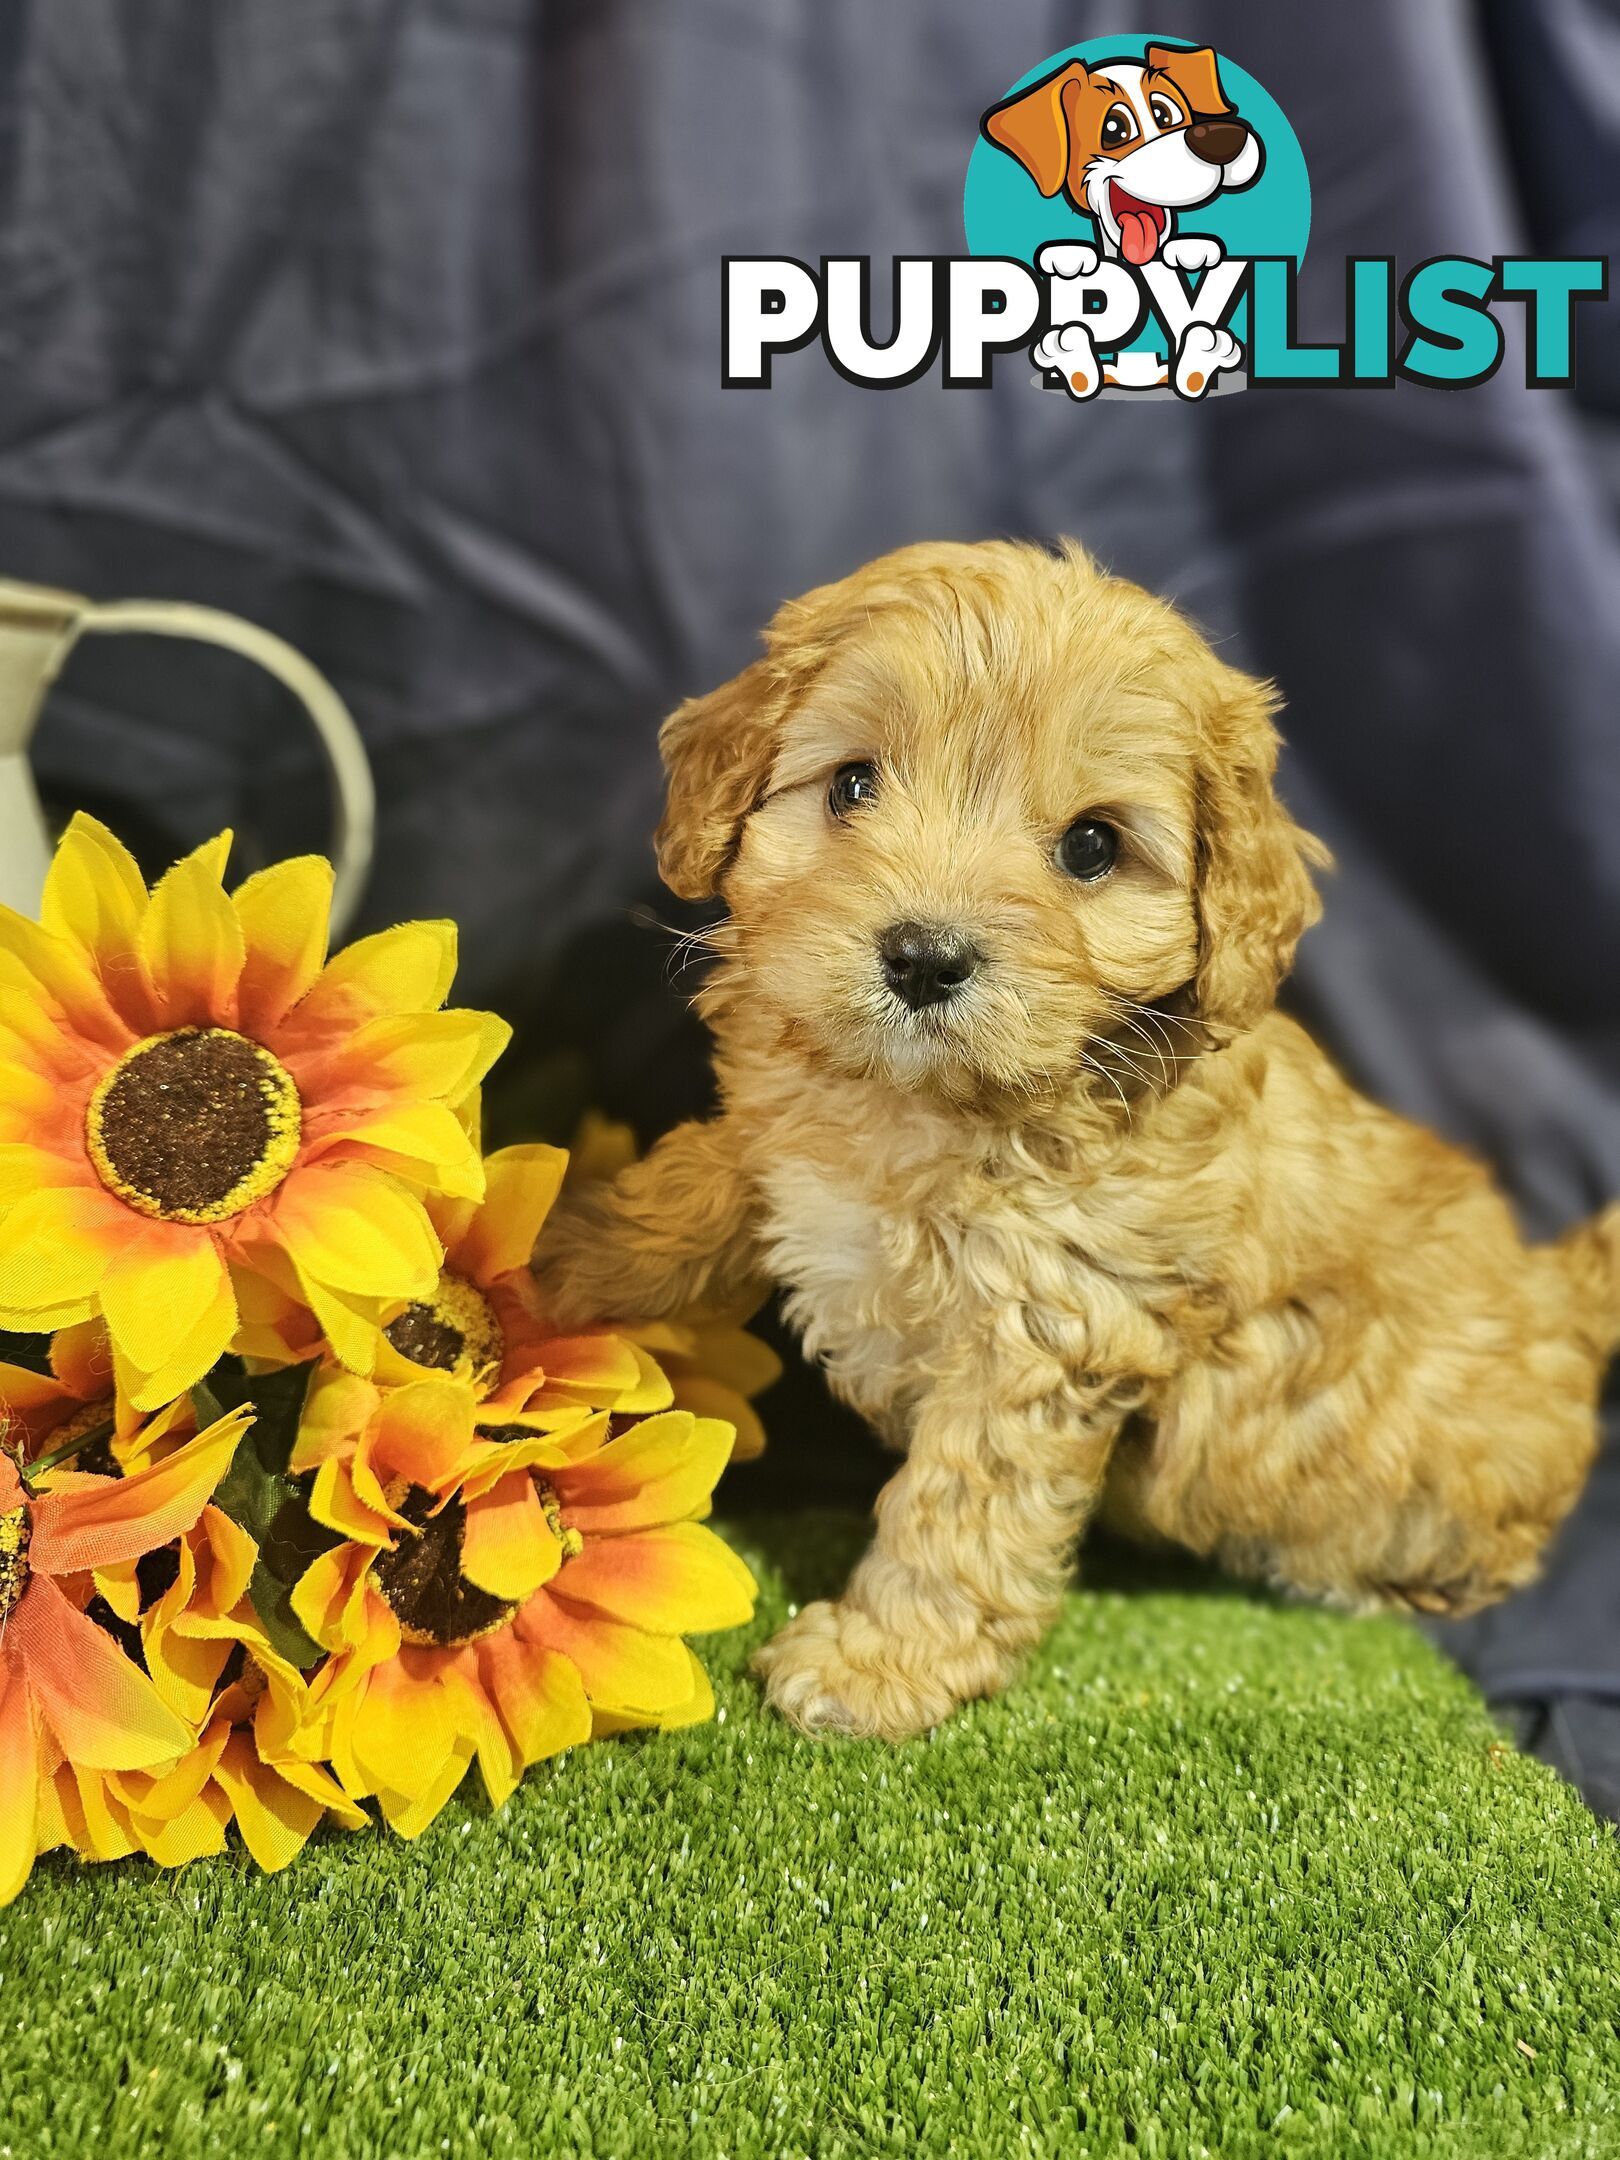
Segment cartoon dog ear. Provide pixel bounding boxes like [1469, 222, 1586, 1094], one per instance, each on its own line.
[981, 63, 1091, 198]
[655, 659, 793, 901]
[1144, 43, 1233, 119]
[1190, 670, 1328, 1038]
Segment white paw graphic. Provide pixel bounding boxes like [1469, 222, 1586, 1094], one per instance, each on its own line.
[1033, 321, 1102, 400]
[1036, 241, 1100, 281]
[1162, 234, 1225, 274]
[1174, 322, 1242, 398]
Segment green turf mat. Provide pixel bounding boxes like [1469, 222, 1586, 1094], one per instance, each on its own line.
[4, 1514, 1618, 2160]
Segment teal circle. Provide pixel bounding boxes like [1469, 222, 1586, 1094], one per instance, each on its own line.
[964, 37, 1310, 276]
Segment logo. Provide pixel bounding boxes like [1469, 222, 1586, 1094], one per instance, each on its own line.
[722, 37, 1605, 398]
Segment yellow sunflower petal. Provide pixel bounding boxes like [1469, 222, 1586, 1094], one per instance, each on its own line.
[313, 1101, 485, 1201]
[0, 1186, 129, 1319]
[288, 1369, 381, 1475]
[267, 1165, 442, 1299]
[591, 1646, 716, 1737]
[450, 1145, 568, 1283]
[138, 837, 246, 1027]
[39, 813, 150, 1011]
[214, 1729, 328, 1873]
[99, 1222, 230, 1374]
[460, 1477, 561, 1602]
[0, 904, 132, 1053]
[232, 856, 333, 1032]
[349, 1654, 457, 1801]
[376, 1733, 476, 1839]
[49, 1317, 114, 1402]
[670, 1376, 766, 1461]
[294, 921, 459, 1032]
[112, 1261, 239, 1414]
[136, 1783, 232, 1867]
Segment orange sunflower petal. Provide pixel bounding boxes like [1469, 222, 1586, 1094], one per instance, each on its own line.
[231, 856, 333, 1032]
[30, 1405, 251, 1575]
[552, 1411, 735, 1533]
[550, 1521, 756, 1635]
[475, 1631, 590, 1771]
[138, 836, 246, 1027]
[9, 1573, 194, 1769]
[0, 1666, 40, 1906]
[521, 1589, 698, 1714]
[50, 1317, 115, 1403]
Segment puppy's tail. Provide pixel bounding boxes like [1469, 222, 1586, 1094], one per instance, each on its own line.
[1559, 1200, 1620, 1357]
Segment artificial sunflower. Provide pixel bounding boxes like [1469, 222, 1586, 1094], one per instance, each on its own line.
[0, 815, 509, 1410]
[237, 1138, 677, 1418]
[0, 1318, 131, 1463]
[42, 1508, 365, 1876]
[0, 1403, 251, 1903]
[287, 1375, 755, 1835]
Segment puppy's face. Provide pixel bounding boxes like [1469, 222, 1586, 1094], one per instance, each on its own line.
[658, 542, 1322, 1112]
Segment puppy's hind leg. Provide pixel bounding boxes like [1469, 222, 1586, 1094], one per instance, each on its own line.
[755, 1335, 1131, 1739]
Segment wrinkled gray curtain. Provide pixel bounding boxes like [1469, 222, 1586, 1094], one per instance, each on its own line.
[1, 0, 1617, 1809]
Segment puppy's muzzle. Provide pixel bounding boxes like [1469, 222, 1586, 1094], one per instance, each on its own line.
[878, 921, 981, 1012]
[1185, 118, 1249, 166]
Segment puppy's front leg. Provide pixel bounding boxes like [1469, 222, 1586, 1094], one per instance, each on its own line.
[755, 1351, 1124, 1739]
[530, 1118, 762, 1329]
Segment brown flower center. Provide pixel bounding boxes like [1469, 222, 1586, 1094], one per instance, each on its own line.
[0, 1501, 31, 1622]
[48, 1396, 118, 1477]
[385, 1273, 504, 1391]
[372, 1484, 516, 1647]
[86, 1027, 301, 1224]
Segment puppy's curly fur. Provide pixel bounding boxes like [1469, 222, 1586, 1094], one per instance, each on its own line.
[534, 540, 1619, 1739]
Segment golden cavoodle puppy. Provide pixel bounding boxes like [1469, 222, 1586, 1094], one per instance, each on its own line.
[532, 539, 1617, 1740]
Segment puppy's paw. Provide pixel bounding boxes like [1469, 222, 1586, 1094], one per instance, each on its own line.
[1161, 234, 1224, 273]
[1032, 322, 1102, 402]
[1173, 321, 1242, 399]
[752, 1600, 967, 1740]
[1036, 240, 1100, 281]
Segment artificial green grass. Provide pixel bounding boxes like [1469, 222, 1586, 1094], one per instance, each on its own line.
[4, 1516, 1618, 2160]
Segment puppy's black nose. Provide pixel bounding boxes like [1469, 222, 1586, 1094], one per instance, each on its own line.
[1185, 118, 1249, 166]
[878, 921, 981, 1011]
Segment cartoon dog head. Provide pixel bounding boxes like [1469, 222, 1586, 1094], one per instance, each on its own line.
[982, 44, 1263, 265]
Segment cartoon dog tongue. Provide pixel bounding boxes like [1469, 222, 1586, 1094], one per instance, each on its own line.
[1118, 207, 1160, 264]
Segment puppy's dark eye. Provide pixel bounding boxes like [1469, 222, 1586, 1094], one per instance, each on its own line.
[1100, 103, 1138, 149]
[828, 761, 879, 819]
[1056, 817, 1119, 883]
[1149, 95, 1181, 130]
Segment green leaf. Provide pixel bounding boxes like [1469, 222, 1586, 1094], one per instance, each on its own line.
[205, 1357, 337, 1671]
[0, 1327, 56, 1379]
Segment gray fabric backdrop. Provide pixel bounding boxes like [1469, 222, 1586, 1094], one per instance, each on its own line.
[1, 0, 1617, 1809]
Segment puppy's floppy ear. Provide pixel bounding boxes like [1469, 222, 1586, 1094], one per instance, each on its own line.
[1145, 43, 1233, 119]
[1191, 670, 1329, 1038]
[655, 659, 792, 902]
[981, 63, 1090, 198]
